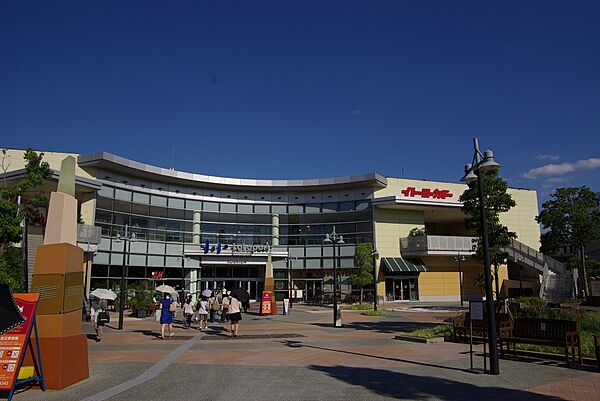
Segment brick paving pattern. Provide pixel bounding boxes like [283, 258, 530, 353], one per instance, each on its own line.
[10, 303, 600, 401]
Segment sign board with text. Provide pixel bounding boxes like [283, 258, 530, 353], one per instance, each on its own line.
[0, 293, 41, 398]
[260, 291, 273, 315]
[469, 301, 484, 321]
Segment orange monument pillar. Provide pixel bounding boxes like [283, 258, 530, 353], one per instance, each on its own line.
[29, 156, 89, 389]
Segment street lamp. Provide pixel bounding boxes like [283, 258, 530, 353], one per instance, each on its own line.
[371, 246, 379, 311]
[324, 227, 344, 327]
[460, 137, 501, 375]
[114, 224, 135, 331]
[454, 253, 466, 307]
[286, 256, 298, 309]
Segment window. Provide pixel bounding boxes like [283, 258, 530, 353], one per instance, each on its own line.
[186, 200, 202, 210]
[168, 198, 184, 209]
[115, 189, 132, 201]
[132, 192, 150, 204]
[254, 204, 270, 214]
[150, 195, 167, 207]
[322, 202, 338, 213]
[272, 205, 287, 214]
[220, 203, 236, 213]
[237, 204, 253, 213]
[203, 201, 219, 212]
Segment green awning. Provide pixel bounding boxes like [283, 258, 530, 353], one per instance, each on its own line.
[382, 257, 427, 273]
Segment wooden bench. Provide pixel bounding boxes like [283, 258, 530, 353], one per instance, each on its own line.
[453, 312, 509, 342]
[499, 318, 582, 365]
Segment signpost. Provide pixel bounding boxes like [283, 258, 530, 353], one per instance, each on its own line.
[260, 291, 273, 315]
[469, 300, 484, 373]
[0, 293, 45, 401]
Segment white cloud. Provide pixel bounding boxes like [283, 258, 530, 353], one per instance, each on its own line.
[535, 154, 560, 161]
[523, 158, 600, 179]
[351, 110, 363, 116]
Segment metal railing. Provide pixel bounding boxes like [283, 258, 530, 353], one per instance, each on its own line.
[400, 235, 478, 255]
[77, 224, 102, 245]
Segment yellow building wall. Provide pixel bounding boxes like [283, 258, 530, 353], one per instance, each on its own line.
[2, 148, 93, 179]
[501, 188, 541, 250]
[374, 208, 424, 296]
[417, 257, 509, 301]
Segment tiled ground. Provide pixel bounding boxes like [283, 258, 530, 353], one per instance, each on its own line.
[11, 304, 600, 401]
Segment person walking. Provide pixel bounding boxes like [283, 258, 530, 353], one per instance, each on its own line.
[209, 293, 219, 323]
[91, 298, 109, 342]
[196, 296, 209, 330]
[159, 293, 175, 339]
[182, 295, 194, 329]
[229, 293, 242, 337]
[221, 291, 230, 323]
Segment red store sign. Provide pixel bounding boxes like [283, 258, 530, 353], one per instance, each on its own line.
[401, 187, 454, 200]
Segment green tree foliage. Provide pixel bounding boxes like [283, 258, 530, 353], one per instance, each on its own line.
[459, 169, 517, 295]
[351, 243, 374, 304]
[0, 247, 24, 292]
[0, 148, 51, 290]
[408, 227, 427, 237]
[537, 187, 600, 296]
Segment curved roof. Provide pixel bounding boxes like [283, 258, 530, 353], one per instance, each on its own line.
[78, 151, 387, 190]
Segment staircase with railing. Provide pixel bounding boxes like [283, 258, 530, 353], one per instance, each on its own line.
[502, 239, 575, 302]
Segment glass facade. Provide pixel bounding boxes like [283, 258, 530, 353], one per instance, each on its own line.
[91, 181, 374, 301]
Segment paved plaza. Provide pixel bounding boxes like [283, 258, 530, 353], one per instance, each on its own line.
[12, 304, 600, 401]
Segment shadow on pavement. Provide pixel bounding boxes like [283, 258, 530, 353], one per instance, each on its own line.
[132, 329, 161, 338]
[309, 365, 566, 401]
[310, 320, 440, 333]
[281, 340, 472, 373]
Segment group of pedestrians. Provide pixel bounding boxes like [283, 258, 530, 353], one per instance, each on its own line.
[156, 289, 243, 338]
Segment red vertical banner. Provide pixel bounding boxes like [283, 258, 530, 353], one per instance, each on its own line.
[0, 293, 39, 391]
[260, 291, 272, 315]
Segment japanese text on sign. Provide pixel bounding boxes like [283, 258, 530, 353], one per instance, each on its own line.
[401, 187, 454, 200]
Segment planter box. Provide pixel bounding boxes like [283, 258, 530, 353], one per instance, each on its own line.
[394, 335, 447, 344]
[133, 310, 147, 318]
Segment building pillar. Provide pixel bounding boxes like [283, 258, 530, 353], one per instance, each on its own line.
[191, 209, 201, 299]
[271, 213, 279, 246]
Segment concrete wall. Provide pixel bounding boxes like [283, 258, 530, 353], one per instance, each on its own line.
[2, 148, 92, 179]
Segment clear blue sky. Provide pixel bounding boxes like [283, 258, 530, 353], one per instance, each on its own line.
[1, 1, 599, 200]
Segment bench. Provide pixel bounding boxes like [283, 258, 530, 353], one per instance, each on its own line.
[453, 312, 509, 342]
[499, 318, 582, 365]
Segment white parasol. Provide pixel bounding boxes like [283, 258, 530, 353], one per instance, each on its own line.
[155, 284, 177, 294]
[90, 288, 117, 300]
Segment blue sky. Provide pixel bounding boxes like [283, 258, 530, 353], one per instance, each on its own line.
[1, 1, 599, 200]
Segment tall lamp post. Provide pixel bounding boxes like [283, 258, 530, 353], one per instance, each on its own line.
[371, 246, 379, 311]
[460, 137, 501, 375]
[115, 224, 135, 331]
[286, 257, 298, 309]
[324, 227, 344, 327]
[454, 253, 466, 307]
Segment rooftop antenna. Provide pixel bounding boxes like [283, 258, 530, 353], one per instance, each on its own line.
[170, 147, 175, 170]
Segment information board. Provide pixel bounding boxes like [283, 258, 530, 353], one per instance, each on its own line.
[0, 293, 39, 392]
[260, 291, 272, 315]
[469, 301, 484, 321]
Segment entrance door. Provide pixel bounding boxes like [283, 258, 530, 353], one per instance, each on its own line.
[385, 276, 419, 301]
[305, 280, 322, 303]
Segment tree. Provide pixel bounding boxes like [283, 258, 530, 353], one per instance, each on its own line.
[0, 148, 51, 291]
[351, 243, 374, 304]
[408, 227, 427, 237]
[459, 169, 517, 297]
[537, 187, 600, 297]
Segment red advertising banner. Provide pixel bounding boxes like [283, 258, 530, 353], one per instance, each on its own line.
[0, 293, 39, 391]
[260, 291, 272, 315]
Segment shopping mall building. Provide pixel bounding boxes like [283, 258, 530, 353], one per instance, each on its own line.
[6, 148, 559, 303]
